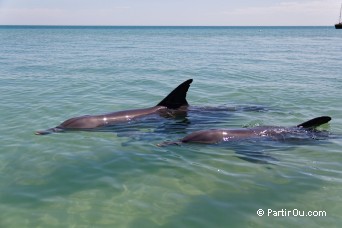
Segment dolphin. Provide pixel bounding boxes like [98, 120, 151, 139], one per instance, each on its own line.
[35, 79, 193, 135]
[158, 116, 332, 146]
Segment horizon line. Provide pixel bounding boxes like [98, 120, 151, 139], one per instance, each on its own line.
[0, 24, 334, 27]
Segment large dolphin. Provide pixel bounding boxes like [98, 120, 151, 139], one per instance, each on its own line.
[36, 79, 193, 135]
[158, 116, 332, 146]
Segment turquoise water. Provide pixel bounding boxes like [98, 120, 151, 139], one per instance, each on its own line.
[0, 26, 341, 227]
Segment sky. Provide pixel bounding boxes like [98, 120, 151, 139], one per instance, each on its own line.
[0, 0, 341, 26]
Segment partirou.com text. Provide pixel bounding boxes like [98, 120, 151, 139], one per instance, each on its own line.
[257, 208, 326, 217]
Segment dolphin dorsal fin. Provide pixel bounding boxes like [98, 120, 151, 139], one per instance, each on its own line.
[157, 79, 193, 109]
[297, 116, 332, 129]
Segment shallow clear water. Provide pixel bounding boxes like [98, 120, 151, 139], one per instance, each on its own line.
[0, 26, 341, 227]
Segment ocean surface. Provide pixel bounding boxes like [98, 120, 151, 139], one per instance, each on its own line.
[0, 26, 341, 227]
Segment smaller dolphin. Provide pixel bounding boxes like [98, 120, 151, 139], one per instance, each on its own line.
[36, 79, 193, 135]
[158, 116, 332, 146]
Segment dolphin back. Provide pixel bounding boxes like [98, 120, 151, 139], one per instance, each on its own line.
[297, 116, 331, 129]
[157, 79, 193, 109]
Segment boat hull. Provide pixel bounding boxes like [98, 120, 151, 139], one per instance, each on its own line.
[335, 23, 342, 29]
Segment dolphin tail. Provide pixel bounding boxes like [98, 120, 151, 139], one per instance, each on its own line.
[297, 116, 332, 129]
[235, 153, 279, 165]
[157, 140, 182, 147]
[156, 79, 193, 109]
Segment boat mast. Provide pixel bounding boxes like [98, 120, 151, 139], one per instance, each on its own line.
[340, 3, 342, 23]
